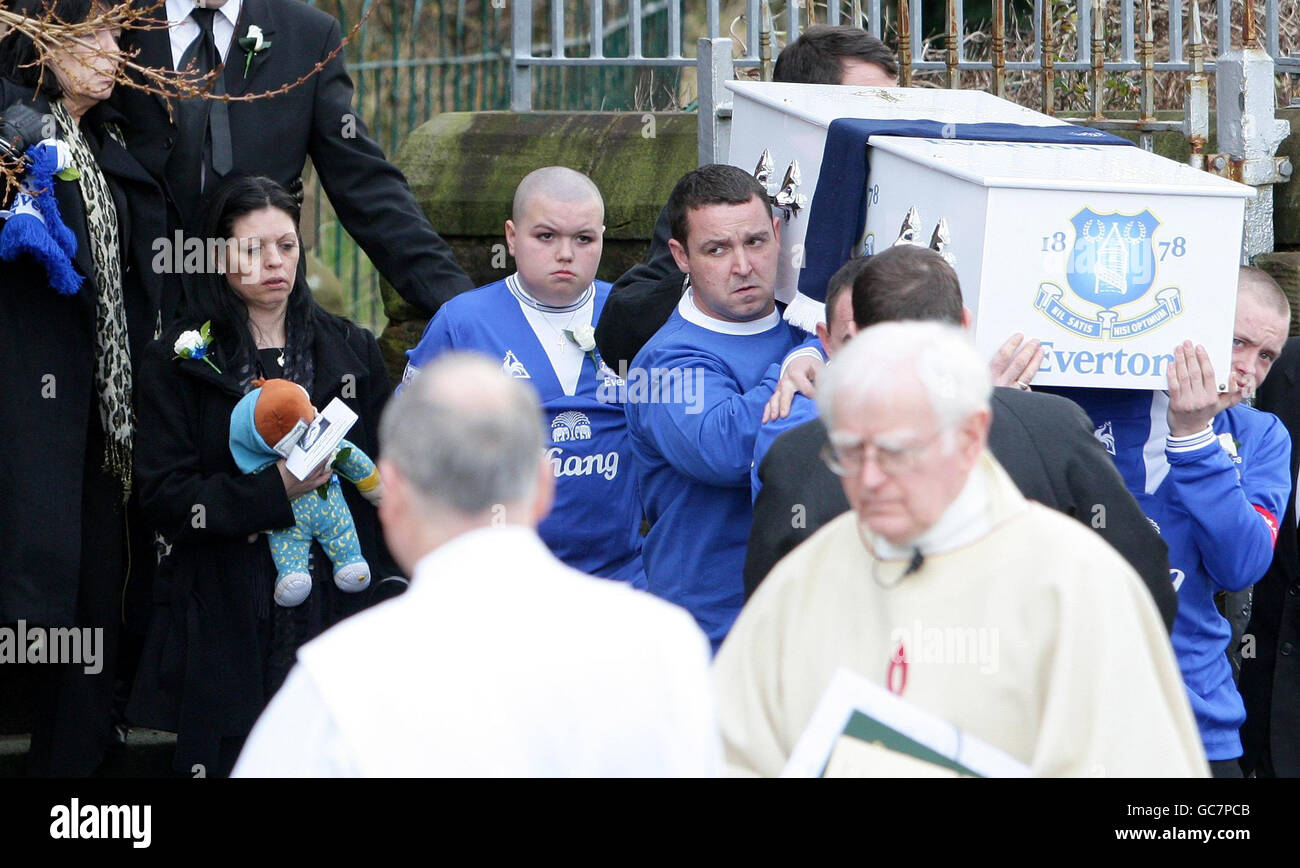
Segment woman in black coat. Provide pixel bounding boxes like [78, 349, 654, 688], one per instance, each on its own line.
[0, 0, 165, 775]
[126, 175, 399, 777]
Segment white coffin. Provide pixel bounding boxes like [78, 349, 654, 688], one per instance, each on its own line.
[725, 81, 1255, 389]
[726, 81, 1073, 311]
[863, 136, 1253, 389]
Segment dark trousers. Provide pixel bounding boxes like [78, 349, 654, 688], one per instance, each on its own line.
[25, 433, 125, 777]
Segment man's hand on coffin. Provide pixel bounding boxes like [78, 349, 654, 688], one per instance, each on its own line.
[989, 333, 1044, 391]
[1167, 341, 1242, 437]
[762, 354, 824, 422]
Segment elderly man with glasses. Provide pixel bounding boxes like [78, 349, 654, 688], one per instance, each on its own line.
[713, 321, 1207, 777]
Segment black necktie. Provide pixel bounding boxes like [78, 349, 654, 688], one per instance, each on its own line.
[172, 7, 233, 215]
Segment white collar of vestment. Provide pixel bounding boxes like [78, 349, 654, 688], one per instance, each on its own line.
[506, 272, 594, 314]
[870, 452, 996, 562]
[677, 284, 781, 336]
[410, 524, 548, 593]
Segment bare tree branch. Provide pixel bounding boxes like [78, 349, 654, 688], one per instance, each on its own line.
[0, 0, 379, 196]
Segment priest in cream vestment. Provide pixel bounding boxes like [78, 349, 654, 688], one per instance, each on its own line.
[714, 322, 1207, 777]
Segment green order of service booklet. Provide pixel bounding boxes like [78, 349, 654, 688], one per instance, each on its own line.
[781, 667, 1031, 778]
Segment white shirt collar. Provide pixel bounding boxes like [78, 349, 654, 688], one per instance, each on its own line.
[676, 285, 781, 336]
[505, 272, 593, 314]
[871, 457, 994, 561]
[167, 0, 243, 27]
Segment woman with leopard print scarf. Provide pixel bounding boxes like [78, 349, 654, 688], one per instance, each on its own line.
[0, 0, 166, 776]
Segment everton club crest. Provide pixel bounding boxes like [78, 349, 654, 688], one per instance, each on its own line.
[1034, 207, 1183, 340]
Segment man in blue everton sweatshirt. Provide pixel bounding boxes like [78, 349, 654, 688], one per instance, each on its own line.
[1054, 267, 1292, 776]
[625, 165, 811, 649]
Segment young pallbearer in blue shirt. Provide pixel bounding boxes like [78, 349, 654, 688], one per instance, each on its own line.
[1051, 268, 1292, 776]
[402, 167, 643, 586]
[625, 165, 814, 650]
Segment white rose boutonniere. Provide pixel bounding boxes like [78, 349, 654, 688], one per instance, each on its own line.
[173, 320, 222, 372]
[567, 324, 596, 352]
[564, 324, 599, 367]
[173, 331, 201, 354]
[238, 25, 272, 78]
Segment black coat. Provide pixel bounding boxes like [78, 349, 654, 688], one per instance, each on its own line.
[112, 0, 472, 320]
[594, 204, 681, 369]
[745, 387, 1177, 631]
[125, 307, 395, 774]
[0, 81, 165, 626]
[1241, 336, 1300, 776]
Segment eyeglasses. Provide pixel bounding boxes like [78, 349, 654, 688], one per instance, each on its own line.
[820, 429, 946, 478]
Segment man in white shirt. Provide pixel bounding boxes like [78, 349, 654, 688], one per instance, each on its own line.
[233, 353, 721, 777]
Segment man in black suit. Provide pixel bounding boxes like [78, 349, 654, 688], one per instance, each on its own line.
[744, 246, 1177, 632]
[594, 26, 899, 369]
[113, 0, 472, 320]
[1241, 332, 1300, 776]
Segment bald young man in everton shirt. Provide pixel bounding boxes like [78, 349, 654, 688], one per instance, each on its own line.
[401, 168, 643, 585]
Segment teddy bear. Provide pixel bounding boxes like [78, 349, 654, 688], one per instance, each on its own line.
[228, 378, 383, 607]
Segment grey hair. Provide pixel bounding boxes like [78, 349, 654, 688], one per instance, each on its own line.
[380, 352, 544, 516]
[818, 321, 992, 435]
